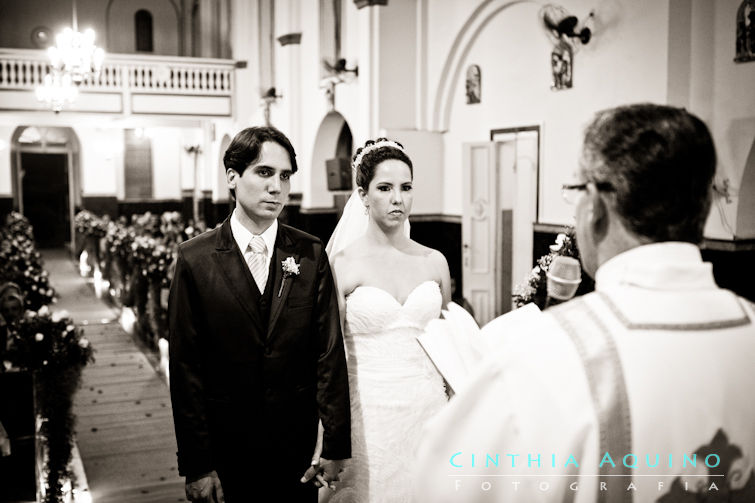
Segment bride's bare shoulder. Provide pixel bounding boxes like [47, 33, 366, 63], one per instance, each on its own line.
[407, 241, 450, 272]
[331, 239, 371, 295]
[407, 239, 440, 258]
[331, 237, 369, 267]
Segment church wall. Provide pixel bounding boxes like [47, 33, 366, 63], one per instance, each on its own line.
[76, 127, 120, 197]
[0, 126, 13, 196]
[429, 0, 671, 224]
[0, 0, 180, 56]
[106, 0, 180, 55]
[150, 128, 185, 200]
[419, 0, 753, 237]
[336, 0, 362, 143]
[0, 0, 103, 51]
[703, 0, 755, 239]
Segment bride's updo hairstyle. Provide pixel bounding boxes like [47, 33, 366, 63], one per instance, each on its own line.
[353, 138, 413, 190]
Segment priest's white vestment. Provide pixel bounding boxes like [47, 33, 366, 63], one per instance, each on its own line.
[415, 243, 755, 502]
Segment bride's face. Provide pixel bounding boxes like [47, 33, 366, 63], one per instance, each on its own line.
[360, 159, 413, 227]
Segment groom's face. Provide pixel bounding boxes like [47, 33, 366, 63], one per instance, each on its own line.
[228, 141, 292, 228]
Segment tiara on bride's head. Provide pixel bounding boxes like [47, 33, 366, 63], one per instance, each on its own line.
[352, 139, 405, 171]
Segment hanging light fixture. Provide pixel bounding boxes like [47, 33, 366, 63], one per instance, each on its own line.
[47, 0, 105, 82]
[36, 0, 104, 111]
[49, 0, 105, 82]
[35, 72, 78, 113]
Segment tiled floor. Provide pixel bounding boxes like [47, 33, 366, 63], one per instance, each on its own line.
[43, 250, 185, 503]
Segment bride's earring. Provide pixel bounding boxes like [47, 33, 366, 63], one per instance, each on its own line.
[364, 206, 369, 215]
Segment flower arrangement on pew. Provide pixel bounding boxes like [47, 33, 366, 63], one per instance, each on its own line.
[183, 218, 208, 241]
[0, 213, 56, 310]
[132, 211, 160, 237]
[74, 210, 109, 276]
[104, 217, 135, 302]
[72, 210, 209, 345]
[513, 228, 593, 309]
[4, 211, 34, 240]
[4, 305, 94, 503]
[5, 305, 93, 372]
[160, 211, 184, 243]
[73, 210, 107, 240]
[0, 215, 94, 503]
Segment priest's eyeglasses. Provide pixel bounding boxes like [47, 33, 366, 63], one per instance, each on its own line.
[561, 182, 615, 204]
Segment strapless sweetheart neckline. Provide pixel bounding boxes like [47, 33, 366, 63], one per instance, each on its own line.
[348, 280, 439, 307]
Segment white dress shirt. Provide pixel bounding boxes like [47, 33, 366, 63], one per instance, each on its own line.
[230, 209, 278, 277]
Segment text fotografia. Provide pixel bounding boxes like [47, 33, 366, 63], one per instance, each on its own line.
[450, 479, 723, 494]
[448, 452, 722, 470]
[448, 453, 725, 494]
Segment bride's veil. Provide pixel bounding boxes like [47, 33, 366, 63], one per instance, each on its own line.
[325, 189, 410, 260]
[325, 190, 368, 259]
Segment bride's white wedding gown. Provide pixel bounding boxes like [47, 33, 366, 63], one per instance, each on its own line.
[323, 280, 448, 502]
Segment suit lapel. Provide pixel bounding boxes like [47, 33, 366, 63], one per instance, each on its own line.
[267, 225, 299, 339]
[213, 218, 265, 342]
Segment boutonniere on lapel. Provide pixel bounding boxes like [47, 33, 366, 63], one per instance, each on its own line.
[279, 257, 301, 297]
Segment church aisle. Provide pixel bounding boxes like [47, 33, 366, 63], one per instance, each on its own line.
[43, 250, 186, 503]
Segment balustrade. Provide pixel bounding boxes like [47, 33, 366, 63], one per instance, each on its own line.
[0, 48, 234, 108]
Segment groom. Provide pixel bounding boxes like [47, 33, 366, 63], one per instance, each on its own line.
[168, 126, 350, 502]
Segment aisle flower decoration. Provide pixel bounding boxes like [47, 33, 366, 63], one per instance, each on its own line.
[0, 221, 56, 309]
[183, 219, 208, 241]
[4, 308, 94, 502]
[132, 211, 160, 237]
[105, 218, 135, 263]
[0, 212, 94, 502]
[5, 211, 34, 240]
[160, 211, 184, 244]
[73, 210, 107, 239]
[146, 241, 175, 288]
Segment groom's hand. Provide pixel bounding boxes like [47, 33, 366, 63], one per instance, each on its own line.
[300, 458, 345, 490]
[185, 470, 225, 503]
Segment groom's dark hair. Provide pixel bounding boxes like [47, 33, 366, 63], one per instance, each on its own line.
[224, 126, 298, 175]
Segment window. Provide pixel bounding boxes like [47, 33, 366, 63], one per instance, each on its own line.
[124, 129, 153, 199]
[135, 9, 154, 52]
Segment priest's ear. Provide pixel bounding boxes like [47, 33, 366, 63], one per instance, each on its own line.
[584, 183, 610, 245]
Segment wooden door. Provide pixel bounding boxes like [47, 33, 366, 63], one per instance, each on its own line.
[462, 143, 498, 324]
[20, 152, 69, 248]
[496, 131, 539, 311]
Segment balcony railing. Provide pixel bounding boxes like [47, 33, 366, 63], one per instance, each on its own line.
[0, 48, 235, 116]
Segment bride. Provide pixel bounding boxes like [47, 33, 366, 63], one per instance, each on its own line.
[323, 138, 451, 502]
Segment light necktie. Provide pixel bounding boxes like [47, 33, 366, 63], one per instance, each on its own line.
[248, 236, 268, 293]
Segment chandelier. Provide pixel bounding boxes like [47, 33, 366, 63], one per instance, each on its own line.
[48, 0, 105, 83]
[36, 0, 104, 111]
[35, 72, 78, 113]
[48, 26, 105, 83]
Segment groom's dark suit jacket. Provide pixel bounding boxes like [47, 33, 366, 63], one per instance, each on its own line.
[168, 217, 350, 500]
